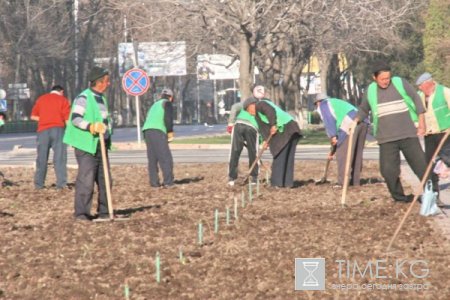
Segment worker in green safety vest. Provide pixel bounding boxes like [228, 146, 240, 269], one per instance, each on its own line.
[244, 95, 302, 188]
[226, 85, 266, 187]
[355, 61, 429, 203]
[142, 88, 175, 188]
[415, 72, 450, 205]
[315, 93, 368, 188]
[64, 66, 112, 221]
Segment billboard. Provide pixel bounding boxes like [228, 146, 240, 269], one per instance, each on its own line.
[118, 41, 187, 76]
[197, 54, 240, 80]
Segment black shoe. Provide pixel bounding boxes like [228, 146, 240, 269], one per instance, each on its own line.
[394, 194, 414, 203]
[75, 214, 94, 221]
[96, 213, 111, 219]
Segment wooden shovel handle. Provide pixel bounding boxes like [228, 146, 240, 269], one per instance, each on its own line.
[99, 132, 114, 220]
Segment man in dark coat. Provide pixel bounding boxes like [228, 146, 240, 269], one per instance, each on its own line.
[244, 97, 302, 188]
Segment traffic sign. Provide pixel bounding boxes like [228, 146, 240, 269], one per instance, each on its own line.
[0, 99, 6, 111]
[122, 68, 150, 96]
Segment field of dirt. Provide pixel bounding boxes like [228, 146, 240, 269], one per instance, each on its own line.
[0, 160, 449, 299]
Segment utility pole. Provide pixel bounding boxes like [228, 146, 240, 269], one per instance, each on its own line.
[73, 0, 79, 92]
[124, 14, 131, 126]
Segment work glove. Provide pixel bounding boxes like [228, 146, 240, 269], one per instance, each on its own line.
[167, 132, 174, 142]
[89, 122, 106, 135]
[270, 125, 277, 136]
[226, 124, 233, 134]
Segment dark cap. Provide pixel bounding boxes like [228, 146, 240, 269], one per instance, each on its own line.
[372, 60, 391, 75]
[88, 66, 109, 82]
[243, 97, 258, 110]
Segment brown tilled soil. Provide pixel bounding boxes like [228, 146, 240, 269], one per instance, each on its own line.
[0, 161, 449, 299]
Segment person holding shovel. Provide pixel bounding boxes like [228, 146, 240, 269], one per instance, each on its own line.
[415, 72, 450, 204]
[355, 61, 428, 203]
[244, 96, 302, 188]
[315, 93, 368, 188]
[142, 88, 175, 188]
[226, 85, 266, 186]
[64, 67, 112, 221]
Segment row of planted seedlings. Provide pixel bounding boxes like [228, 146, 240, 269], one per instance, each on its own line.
[122, 169, 270, 299]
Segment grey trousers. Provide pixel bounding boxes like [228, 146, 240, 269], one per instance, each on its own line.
[144, 129, 174, 187]
[74, 147, 111, 219]
[379, 137, 427, 201]
[228, 123, 259, 181]
[34, 127, 67, 189]
[335, 122, 368, 186]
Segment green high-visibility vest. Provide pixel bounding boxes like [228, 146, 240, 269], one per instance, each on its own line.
[419, 84, 450, 131]
[236, 109, 259, 129]
[63, 89, 111, 154]
[257, 100, 293, 133]
[326, 98, 357, 129]
[367, 76, 418, 136]
[142, 99, 169, 133]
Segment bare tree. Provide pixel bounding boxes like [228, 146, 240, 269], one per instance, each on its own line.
[0, 0, 428, 122]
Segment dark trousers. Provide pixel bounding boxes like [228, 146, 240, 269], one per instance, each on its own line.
[271, 134, 300, 188]
[228, 123, 259, 180]
[424, 133, 450, 192]
[144, 129, 174, 187]
[74, 147, 111, 218]
[379, 137, 427, 201]
[34, 127, 67, 188]
[336, 123, 368, 186]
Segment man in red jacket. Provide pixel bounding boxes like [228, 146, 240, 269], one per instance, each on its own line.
[31, 85, 71, 189]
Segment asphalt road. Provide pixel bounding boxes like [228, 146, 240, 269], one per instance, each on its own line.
[0, 145, 380, 166]
[0, 124, 227, 152]
[0, 124, 380, 166]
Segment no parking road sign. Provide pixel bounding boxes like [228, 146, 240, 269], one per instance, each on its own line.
[122, 68, 150, 96]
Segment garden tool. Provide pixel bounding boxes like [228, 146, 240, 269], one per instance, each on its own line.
[315, 145, 336, 185]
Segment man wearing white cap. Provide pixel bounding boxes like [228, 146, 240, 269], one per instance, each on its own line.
[416, 72, 450, 199]
[226, 85, 266, 186]
[315, 93, 368, 187]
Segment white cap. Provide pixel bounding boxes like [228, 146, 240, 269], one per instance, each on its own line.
[315, 92, 329, 103]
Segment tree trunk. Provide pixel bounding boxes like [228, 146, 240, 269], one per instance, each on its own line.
[327, 54, 342, 98]
[318, 53, 330, 94]
[238, 32, 252, 100]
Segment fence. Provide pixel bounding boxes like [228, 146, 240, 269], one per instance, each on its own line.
[0, 121, 37, 134]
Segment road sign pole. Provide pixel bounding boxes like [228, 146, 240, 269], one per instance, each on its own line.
[135, 95, 141, 144]
[121, 68, 150, 144]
